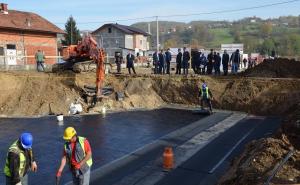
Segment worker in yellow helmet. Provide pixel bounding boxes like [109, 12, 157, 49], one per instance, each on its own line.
[56, 127, 92, 185]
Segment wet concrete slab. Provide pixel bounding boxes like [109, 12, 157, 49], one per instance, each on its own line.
[0, 108, 203, 185]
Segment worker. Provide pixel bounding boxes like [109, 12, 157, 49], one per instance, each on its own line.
[56, 127, 92, 185]
[35, 50, 45, 72]
[4, 132, 38, 185]
[198, 82, 213, 113]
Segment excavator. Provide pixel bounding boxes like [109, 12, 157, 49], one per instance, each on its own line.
[53, 34, 107, 105]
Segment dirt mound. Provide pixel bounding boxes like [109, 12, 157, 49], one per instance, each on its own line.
[219, 137, 300, 185]
[219, 104, 300, 185]
[0, 71, 80, 116]
[242, 58, 300, 78]
[1, 72, 300, 117]
[151, 77, 300, 116]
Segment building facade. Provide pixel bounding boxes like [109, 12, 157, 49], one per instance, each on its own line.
[92, 23, 150, 61]
[0, 3, 64, 69]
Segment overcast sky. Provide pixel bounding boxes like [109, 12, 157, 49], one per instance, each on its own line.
[2, 0, 300, 30]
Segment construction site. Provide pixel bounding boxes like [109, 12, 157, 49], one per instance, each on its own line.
[0, 1, 300, 185]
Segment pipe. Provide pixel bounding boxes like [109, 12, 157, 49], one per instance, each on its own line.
[264, 149, 295, 185]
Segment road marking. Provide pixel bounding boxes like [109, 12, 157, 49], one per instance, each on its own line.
[208, 126, 256, 174]
[174, 113, 247, 167]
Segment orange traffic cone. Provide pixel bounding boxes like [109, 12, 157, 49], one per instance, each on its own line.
[163, 147, 174, 171]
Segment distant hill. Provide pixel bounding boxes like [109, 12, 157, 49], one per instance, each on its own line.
[131, 16, 300, 56]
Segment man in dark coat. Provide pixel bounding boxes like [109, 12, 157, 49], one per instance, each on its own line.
[158, 50, 166, 74]
[191, 49, 201, 74]
[153, 51, 159, 74]
[230, 49, 241, 74]
[199, 53, 207, 75]
[126, 51, 136, 75]
[165, 48, 172, 74]
[182, 47, 190, 75]
[214, 53, 221, 75]
[115, 52, 123, 73]
[207, 49, 214, 75]
[222, 50, 229, 76]
[176, 48, 182, 74]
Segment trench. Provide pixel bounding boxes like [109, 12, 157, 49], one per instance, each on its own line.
[0, 108, 204, 185]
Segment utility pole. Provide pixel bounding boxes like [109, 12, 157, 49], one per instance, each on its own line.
[156, 16, 159, 53]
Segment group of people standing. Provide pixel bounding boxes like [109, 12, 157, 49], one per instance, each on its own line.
[152, 48, 243, 76]
[115, 51, 137, 75]
[115, 48, 248, 76]
[153, 47, 191, 75]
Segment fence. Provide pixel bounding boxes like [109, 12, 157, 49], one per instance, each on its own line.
[0, 55, 63, 71]
[0, 54, 152, 72]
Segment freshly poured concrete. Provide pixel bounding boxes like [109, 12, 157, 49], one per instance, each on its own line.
[0, 108, 203, 185]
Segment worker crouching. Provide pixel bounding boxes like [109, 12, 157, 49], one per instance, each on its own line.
[56, 127, 92, 185]
[4, 132, 38, 185]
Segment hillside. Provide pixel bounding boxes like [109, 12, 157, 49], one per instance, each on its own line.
[131, 16, 300, 56]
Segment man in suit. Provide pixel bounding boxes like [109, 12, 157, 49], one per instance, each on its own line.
[158, 50, 166, 74]
[176, 48, 182, 74]
[222, 50, 230, 76]
[165, 48, 172, 74]
[126, 51, 136, 75]
[182, 47, 190, 75]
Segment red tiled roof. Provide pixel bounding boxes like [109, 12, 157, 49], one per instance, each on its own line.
[0, 10, 65, 34]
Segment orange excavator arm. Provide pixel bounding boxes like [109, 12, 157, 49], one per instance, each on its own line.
[70, 35, 105, 97]
[95, 48, 105, 97]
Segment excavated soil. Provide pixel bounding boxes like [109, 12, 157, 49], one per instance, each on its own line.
[219, 105, 300, 185]
[242, 58, 300, 78]
[0, 71, 80, 116]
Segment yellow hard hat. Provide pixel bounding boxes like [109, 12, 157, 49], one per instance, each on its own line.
[63, 127, 77, 140]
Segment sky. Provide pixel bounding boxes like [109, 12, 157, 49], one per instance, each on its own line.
[2, 0, 300, 30]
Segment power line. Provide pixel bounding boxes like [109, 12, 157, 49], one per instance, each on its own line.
[159, 0, 300, 18]
[54, 0, 300, 25]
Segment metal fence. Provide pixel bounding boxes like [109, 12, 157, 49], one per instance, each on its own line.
[0, 55, 63, 71]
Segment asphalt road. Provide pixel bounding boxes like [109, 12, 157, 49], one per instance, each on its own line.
[157, 116, 282, 185]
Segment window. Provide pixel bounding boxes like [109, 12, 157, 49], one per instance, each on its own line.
[0, 47, 4, 56]
[6, 44, 16, 50]
[108, 27, 112, 33]
[140, 40, 143, 45]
